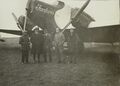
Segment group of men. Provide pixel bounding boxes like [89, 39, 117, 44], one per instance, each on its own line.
[19, 26, 81, 64]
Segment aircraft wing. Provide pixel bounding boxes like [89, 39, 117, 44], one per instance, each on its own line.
[0, 29, 22, 35]
[76, 24, 120, 43]
[88, 25, 120, 42]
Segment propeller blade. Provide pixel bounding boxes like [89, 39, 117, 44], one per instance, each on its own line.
[23, 12, 27, 31]
[12, 12, 23, 32]
[12, 12, 19, 24]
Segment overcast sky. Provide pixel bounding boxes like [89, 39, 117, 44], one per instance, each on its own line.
[0, 0, 119, 37]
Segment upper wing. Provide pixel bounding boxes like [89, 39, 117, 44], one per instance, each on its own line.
[0, 29, 22, 35]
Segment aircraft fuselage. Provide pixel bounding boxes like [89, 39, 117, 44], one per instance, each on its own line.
[25, 0, 64, 34]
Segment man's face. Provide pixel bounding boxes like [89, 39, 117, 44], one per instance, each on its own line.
[70, 29, 74, 33]
[45, 33, 48, 36]
[56, 28, 59, 33]
[34, 29, 39, 34]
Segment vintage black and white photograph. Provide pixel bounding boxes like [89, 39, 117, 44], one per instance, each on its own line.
[0, 0, 120, 86]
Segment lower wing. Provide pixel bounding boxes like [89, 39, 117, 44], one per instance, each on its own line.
[0, 29, 22, 35]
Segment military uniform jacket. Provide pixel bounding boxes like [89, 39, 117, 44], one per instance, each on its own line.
[19, 35, 30, 51]
[30, 32, 44, 53]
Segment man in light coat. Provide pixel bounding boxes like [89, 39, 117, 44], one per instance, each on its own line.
[53, 28, 65, 63]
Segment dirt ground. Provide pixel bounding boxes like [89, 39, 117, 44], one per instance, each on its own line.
[0, 38, 120, 86]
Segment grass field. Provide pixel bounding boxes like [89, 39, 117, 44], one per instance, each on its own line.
[0, 38, 120, 86]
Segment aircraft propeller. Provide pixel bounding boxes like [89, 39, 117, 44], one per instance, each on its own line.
[23, 10, 28, 32]
[61, 0, 91, 33]
[12, 13, 24, 32]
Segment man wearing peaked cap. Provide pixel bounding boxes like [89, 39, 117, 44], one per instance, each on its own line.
[32, 25, 39, 31]
[30, 26, 44, 63]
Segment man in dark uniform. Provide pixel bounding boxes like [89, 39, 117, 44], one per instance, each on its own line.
[68, 28, 80, 63]
[19, 31, 30, 64]
[43, 30, 52, 62]
[30, 26, 44, 63]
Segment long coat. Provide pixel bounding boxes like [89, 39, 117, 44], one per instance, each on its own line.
[30, 32, 44, 54]
[68, 32, 80, 54]
[53, 32, 65, 47]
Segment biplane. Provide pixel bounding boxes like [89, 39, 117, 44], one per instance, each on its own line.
[0, 0, 119, 44]
[0, 0, 91, 35]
